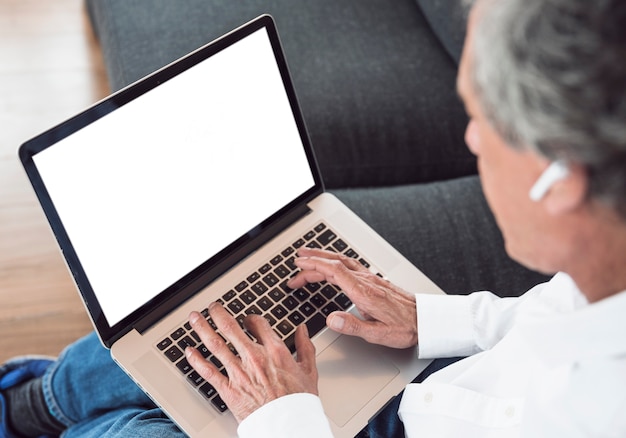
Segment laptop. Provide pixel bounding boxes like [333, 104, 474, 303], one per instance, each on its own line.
[19, 15, 444, 437]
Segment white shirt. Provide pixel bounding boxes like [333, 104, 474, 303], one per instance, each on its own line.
[238, 273, 626, 437]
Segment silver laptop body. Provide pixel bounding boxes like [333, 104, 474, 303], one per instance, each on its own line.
[19, 15, 443, 436]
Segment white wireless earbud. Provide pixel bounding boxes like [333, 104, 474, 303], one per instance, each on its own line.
[529, 160, 570, 202]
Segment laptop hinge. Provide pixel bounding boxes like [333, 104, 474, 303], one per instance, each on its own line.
[133, 203, 312, 334]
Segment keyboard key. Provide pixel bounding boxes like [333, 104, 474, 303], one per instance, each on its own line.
[157, 338, 172, 351]
[263, 313, 277, 326]
[321, 284, 338, 299]
[305, 313, 327, 337]
[247, 272, 260, 283]
[305, 283, 321, 293]
[222, 290, 237, 302]
[282, 296, 298, 310]
[199, 382, 217, 400]
[274, 264, 290, 279]
[235, 281, 248, 292]
[279, 280, 293, 295]
[197, 344, 211, 358]
[303, 230, 316, 241]
[293, 238, 305, 248]
[263, 273, 279, 287]
[257, 296, 273, 311]
[251, 281, 268, 295]
[187, 371, 204, 386]
[332, 239, 348, 252]
[276, 320, 294, 336]
[288, 310, 305, 326]
[176, 358, 193, 374]
[335, 293, 352, 310]
[359, 258, 371, 268]
[268, 288, 285, 302]
[270, 255, 283, 266]
[316, 229, 337, 246]
[210, 355, 223, 368]
[299, 302, 316, 317]
[171, 328, 186, 340]
[177, 335, 196, 350]
[344, 248, 358, 259]
[285, 256, 297, 271]
[259, 263, 272, 274]
[281, 246, 295, 257]
[293, 288, 310, 302]
[241, 290, 256, 305]
[311, 293, 327, 308]
[321, 302, 340, 317]
[164, 345, 184, 362]
[245, 305, 262, 316]
[212, 394, 228, 412]
[271, 304, 288, 319]
[284, 332, 296, 352]
[314, 223, 327, 233]
[227, 298, 245, 314]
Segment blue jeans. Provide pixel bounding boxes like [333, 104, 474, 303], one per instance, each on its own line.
[44, 332, 462, 437]
[42, 332, 185, 438]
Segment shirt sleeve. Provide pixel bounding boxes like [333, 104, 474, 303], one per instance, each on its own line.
[415, 283, 547, 359]
[237, 393, 334, 438]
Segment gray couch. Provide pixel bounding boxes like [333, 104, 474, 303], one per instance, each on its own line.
[85, 0, 548, 296]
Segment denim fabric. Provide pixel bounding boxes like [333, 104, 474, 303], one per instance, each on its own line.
[40, 334, 464, 438]
[42, 333, 184, 438]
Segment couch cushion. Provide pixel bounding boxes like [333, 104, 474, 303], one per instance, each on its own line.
[416, 0, 469, 64]
[86, 0, 475, 189]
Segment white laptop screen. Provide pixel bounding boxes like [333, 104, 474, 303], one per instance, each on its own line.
[32, 28, 315, 326]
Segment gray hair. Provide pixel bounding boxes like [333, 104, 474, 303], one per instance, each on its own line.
[470, 0, 626, 218]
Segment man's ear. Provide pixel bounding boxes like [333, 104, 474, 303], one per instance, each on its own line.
[544, 163, 588, 216]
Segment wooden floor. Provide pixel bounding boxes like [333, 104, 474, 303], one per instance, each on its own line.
[0, 0, 109, 362]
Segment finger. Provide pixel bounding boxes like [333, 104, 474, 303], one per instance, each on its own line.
[294, 324, 317, 374]
[287, 268, 327, 289]
[189, 309, 240, 369]
[326, 311, 386, 345]
[297, 247, 369, 273]
[185, 345, 228, 391]
[294, 256, 385, 302]
[207, 302, 254, 358]
[243, 314, 281, 347]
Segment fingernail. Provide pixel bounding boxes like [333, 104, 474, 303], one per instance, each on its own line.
[328, 314, 344, 331]
[185, 346, 193, 358]
[189, 311, 200, 324]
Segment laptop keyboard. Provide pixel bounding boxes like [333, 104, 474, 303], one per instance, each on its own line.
[155, 222, 374, 413]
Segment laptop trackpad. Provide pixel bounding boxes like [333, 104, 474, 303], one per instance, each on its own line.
[316, 335, 399, 427]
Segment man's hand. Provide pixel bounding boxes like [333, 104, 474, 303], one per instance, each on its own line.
[287, 248, 418, 349]
[185, 303, 319, 423]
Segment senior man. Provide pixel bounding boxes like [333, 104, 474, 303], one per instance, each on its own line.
[1, 0, 625, 437]
[186, 0, 626, 436]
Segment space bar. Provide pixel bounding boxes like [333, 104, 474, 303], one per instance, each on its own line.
[284, 313, 327, 353]
[305, 313, 327, 337]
